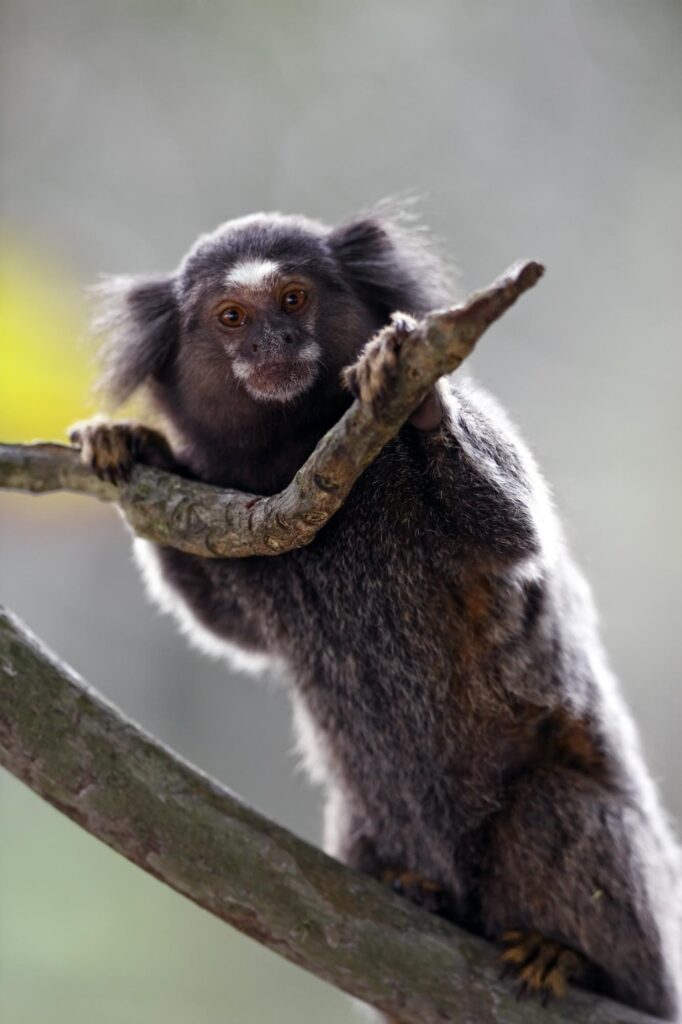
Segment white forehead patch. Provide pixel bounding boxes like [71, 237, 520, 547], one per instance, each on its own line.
[224, 259, 280, 289]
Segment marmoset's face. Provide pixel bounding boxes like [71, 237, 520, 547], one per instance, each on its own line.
[197, 259, 321, 404]
[173, 214, 365, 407]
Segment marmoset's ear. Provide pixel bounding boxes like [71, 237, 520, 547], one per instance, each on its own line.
[92, 275, 179, 406]
[329, 214, 451, 320]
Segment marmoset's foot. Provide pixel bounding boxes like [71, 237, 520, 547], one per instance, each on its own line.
[381, 867, 456, 918]
[344, 312, 442, 429]
[69, 417, 174, 484]
[499, 929, 585, 1003]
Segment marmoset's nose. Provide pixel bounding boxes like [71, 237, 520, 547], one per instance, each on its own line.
[253, 323, 302, 356]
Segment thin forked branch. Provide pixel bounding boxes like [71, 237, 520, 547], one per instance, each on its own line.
[0, 260, 543, 557]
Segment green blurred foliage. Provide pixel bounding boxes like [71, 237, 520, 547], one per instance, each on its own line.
[0, 238, 94, 442]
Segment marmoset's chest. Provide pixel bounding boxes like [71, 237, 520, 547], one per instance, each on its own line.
[141, 468, 538, 810]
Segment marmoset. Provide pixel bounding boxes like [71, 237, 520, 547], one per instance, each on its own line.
[71, 210, 681, 1019]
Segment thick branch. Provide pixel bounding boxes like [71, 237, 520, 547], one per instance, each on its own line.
[0, 606, 658, 1024]
[0, 260, 543, 558]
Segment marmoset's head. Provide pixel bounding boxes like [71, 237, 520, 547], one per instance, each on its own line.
[95, 209, 450, 450]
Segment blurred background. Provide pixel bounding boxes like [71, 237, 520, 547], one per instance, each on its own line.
[1, 1, 681, 1021]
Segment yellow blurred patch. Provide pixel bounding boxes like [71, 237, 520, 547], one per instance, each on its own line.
[0, 239, 96, 442]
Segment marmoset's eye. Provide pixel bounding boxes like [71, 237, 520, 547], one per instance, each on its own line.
[218, 305, 247, 329]
[281, 289, 307, 313]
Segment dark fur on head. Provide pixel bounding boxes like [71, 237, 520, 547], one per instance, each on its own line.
[93, 207, 451, 492]
[93, 274, 179, 407]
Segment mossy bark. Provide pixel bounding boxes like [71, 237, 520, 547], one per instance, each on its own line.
[0, 607, 659, 1024]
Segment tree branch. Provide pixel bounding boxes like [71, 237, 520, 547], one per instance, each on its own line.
[0, 260, 543, 558]
[0, 607, 659, 1023]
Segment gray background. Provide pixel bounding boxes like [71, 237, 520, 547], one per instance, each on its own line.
[1, 1, 681, 1022]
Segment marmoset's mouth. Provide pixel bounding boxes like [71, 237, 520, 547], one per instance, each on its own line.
[234, 355, 319, 404]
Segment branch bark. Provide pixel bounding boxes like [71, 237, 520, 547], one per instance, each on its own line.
[0, 260, 543, 557]
[0, 606, 658, 1024]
